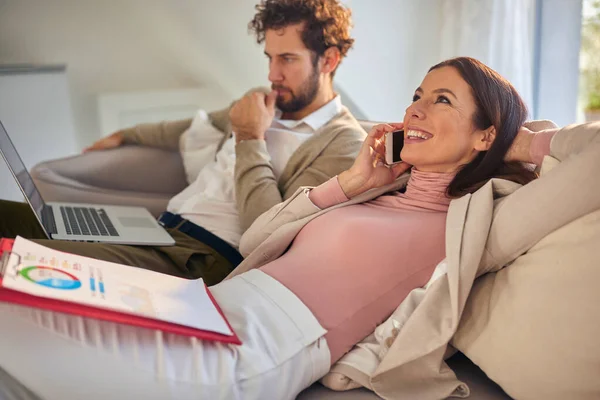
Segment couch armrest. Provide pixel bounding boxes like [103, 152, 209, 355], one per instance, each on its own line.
[32, 145, 187, 194]
[31, 146, 188, 217]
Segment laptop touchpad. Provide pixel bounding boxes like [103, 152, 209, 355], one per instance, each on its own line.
[118, 217, 157, 229]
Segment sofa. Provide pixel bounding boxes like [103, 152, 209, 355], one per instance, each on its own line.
[27, 130, 514, 399]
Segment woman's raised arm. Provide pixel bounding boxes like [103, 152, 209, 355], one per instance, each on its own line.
[483, 122, 600, 270]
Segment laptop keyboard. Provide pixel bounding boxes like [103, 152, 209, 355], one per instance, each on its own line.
[59, 206, 119, 237]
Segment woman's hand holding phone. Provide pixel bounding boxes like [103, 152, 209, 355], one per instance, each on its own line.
[338, 123, 412, 198]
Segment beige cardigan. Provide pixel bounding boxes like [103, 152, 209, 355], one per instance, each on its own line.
[119, 88, 367, 231]
[228, 121, 600, 399]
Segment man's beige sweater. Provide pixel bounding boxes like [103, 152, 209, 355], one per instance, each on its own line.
[118, 90, 367, 231]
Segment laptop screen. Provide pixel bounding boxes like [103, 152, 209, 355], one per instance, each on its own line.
[0, 121, 46, 223]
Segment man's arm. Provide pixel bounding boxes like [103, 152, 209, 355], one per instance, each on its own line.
[284, 129, 367, 195]
[121, 90, 272, 149]
[235, 127, 365, 232]
[208, 87, 272, 134]
[121, 89, 269, 149]
[84, 90, 268, 153]
[84, 118, 193, 152]
[120, 118, 193, 150]
[237, 185, 322, 257]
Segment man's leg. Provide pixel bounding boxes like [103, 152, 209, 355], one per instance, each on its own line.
[38, 230, 235, 284]
[0, 200, 183, 276]
[0, 200, 47, 239]
[36, 238, 193, 276]
[0, 200, 234, 284]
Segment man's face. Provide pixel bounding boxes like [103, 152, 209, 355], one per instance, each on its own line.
[264, 22, 321, 114]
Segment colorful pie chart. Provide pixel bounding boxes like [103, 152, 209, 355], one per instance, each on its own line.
[19, 266, 82, 290]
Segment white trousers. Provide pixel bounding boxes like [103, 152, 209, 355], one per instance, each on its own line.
[0, 270, 330, 400]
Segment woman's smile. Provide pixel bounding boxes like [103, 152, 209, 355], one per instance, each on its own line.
[405, 128, 433, 144]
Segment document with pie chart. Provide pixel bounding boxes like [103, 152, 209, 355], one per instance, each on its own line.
[0, 236, 237, 342]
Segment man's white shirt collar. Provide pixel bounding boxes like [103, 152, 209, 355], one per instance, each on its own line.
[273, 95, 342, 131]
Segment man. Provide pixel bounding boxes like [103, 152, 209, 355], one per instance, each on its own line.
[0, 0, 366, 285]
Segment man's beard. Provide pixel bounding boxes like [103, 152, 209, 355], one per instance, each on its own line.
[273, 67, 320, 114]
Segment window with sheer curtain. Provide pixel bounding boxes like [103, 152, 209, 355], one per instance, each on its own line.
[439, 0, 536, 113]
[438, 0, 583, 127]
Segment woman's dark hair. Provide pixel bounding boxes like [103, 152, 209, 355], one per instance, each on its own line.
[249, 0, 354, 76]
[428, 57, 537, 197]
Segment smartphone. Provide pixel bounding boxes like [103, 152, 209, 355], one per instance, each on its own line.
[385, 130, 404, 165]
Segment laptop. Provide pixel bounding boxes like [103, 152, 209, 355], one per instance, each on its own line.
[0, 121, 175, 246]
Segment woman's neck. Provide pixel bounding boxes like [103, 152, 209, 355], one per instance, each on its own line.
[399, 168, 456, 211]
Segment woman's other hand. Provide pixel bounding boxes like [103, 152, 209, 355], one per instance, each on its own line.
[504, 126, 536, 163]
[338, 123, 412, 198]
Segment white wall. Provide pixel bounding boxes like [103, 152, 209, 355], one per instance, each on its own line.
[0, 0, 583, 148]
[339, 0, 443, 122]
[0, 67, 79, 201]
[0, 0, 269, 148]
[0, 0, 447, 147]
[437, 0, 537, 115]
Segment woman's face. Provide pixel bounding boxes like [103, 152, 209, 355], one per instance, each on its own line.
[401, 66, 494, 173]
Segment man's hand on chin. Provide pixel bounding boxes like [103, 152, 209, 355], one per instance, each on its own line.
[230, 90, 277, 143]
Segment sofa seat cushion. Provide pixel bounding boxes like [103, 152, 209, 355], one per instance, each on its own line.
[32, 146, 187, 195]
[297, 352, 511, 399]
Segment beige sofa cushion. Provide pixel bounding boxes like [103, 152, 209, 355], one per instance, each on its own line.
[451, 208, 600, 400]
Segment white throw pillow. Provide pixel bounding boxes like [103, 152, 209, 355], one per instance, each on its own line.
[179, 110, 226, 184]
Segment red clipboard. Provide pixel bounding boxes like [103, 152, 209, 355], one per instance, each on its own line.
[0, 238, 241, 345]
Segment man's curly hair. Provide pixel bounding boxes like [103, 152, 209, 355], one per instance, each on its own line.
[249, 0, 354, 71]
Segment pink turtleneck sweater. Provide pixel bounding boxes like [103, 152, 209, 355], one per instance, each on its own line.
[260, 131, 555, 364]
